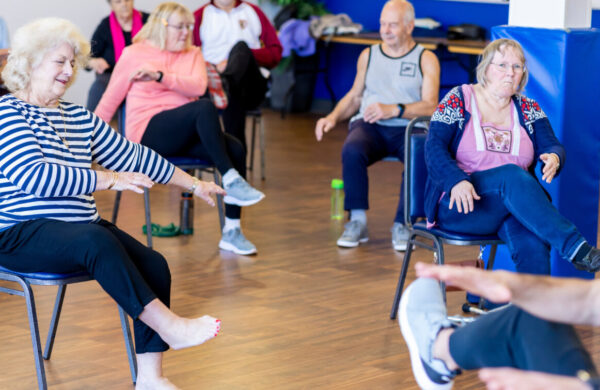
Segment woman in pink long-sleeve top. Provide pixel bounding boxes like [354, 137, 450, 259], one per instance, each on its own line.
[96, 1, 264, 255]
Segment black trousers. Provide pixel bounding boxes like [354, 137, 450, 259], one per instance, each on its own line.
[86, 72, 111, 112]
[342, 119, 406, 223]
[221, 41, 268, 151]
[141, 98, 245, 219]
[0, 218, 171, 353]
[450, 305, 597, 376]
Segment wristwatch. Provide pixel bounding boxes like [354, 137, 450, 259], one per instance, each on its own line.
[397, 103, 405, 118]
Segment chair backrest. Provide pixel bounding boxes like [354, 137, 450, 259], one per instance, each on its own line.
[403, 116, 431, 228]
[117, 103, 126, 137]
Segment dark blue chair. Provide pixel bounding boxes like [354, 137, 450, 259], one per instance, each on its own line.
[389, 116, 502, 320]
[0, 266, 137, 389]
[112, 104, 225, 248]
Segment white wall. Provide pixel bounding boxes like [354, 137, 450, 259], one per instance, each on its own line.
[2, 0, 279, 105]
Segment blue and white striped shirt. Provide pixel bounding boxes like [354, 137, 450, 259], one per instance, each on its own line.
[0, 94, 175, 231]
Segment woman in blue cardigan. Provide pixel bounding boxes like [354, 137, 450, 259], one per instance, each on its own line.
[425, 38, 599, 274]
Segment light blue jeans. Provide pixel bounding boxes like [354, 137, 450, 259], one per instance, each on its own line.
[437, 164, 586, 275]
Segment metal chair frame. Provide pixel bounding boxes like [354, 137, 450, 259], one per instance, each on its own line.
[389, 116, 502, 320]
[0, 267, 137, 390]
[112, 104, 225, 248]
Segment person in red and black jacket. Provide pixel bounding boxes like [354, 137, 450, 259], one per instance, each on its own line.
[193, 0, 282, 151]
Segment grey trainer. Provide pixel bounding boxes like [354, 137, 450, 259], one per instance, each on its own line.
[336, 220, 368, 248]
[219, 228, 257, 255]
[399, 278, 459, 390]
[224, 177, 265, 206]
[392, 223, 410, 251]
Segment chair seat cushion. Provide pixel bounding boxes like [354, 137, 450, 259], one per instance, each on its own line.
[166, 157, 213, 167]
[413, 221, 501, 242]
[0, 265, 88, 281]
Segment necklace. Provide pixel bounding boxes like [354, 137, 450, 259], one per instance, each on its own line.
[49, 103, 69, 148]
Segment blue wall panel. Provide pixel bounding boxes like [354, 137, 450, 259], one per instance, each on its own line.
[315, 1, 600, 101]
[487, 26, 600, 278]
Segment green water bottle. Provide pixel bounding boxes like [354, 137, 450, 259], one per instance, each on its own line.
[331, 179, 344, 220]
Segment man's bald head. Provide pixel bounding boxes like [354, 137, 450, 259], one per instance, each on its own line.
[383, 0, 415, 26]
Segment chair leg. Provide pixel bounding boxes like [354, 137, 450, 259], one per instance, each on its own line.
[143, 188, 153, 249]
[249, 116, 256, 172]
[390, 234, 416, 320]
[486, 244, 498, 270]
[213, 170, 225, 230]
[431, 239, 448, 303]
[479, 244, 499, 310]
[259, 115, 265, 180]
[43, 285, 67, 360]
[118, 306, 137, 384]
[112, 191, 122, 224]
[21, 280, 47, 390]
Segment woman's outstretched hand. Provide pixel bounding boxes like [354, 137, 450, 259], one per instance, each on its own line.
[110, 172, 154, 193]
[193, 181, 226, 207]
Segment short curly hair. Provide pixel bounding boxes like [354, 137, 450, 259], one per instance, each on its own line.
[1, 18, 90, 93]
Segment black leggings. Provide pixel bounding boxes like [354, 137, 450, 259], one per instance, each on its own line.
[450, 305, 597, 376]
[0, 218, 170, 354]
[221, 41, 268, 151]
[141, 98, 245, 219]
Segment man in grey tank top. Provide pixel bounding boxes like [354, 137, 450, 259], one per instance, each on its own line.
[315, 0, 440, 250]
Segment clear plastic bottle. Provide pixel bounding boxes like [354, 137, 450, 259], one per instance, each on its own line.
[179, 192, 194, 235]
[331, 179, 344, 220]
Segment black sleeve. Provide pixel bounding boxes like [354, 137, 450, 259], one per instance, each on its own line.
[90, 17, 115, 69]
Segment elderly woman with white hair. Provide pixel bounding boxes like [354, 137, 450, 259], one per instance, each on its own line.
[1, 17, 223, 389]
[96, 1, 265, 256]
[425, 38, 600, 274]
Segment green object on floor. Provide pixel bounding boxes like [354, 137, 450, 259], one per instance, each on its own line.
[142, 223, 181, 237]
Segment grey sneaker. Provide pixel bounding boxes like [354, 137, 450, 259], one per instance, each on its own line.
[336, 220, 368, 248]
[219, 228, 257, 255]
[224, 177, 265, 206]
[399, 278, 459, 390]
[392, 223, 410, 251]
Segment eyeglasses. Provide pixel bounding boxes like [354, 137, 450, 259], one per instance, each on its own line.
[491, 62, 525, 73]
[161, 19, 194, 32]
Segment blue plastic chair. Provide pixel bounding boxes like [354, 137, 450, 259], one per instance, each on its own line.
[0, 265, 137, 389]
[389, 116, 502, 320]
[112, 104, 225, 248]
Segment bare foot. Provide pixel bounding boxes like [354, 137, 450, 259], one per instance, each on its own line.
[136, 376, 179, 390]
[163, 315, 221, 350]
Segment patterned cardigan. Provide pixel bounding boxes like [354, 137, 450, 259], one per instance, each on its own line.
[423, 85, 565, 225]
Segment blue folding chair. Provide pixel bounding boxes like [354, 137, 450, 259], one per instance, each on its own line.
[111, 104, 225, 248]
[0, 265, 137, 389]
[389, 116, 502, 320]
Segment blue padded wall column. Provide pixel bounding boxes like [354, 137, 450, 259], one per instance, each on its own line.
[489, 26, 600, 278]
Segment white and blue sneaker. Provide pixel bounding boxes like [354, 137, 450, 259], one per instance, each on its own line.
[399, 278, 460, 390]
[391, 222, 410, 251]
[336, 220, 368, 248]
[224, 177, 265, 206]
[219, 228, 257, 255]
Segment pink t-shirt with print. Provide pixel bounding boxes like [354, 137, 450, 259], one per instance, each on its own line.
[456, 84, 534, 174]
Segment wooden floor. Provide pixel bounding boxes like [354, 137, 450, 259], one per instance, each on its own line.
[1, 109, 599, 389]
